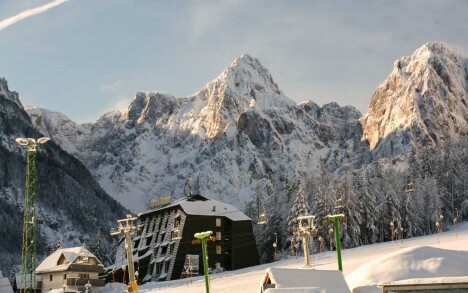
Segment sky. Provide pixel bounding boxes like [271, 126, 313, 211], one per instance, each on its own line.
[0, 0, 467, 123]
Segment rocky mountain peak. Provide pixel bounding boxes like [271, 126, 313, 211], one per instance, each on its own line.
[0, 77, 22, 108]
[206, 54, 294, 108]
[361, 42, 468, 156]
[124, 91, 178, 124]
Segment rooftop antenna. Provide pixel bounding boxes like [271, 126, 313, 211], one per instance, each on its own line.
[16, 136, 49, 293]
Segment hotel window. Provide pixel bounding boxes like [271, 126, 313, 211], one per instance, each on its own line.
[216, 232, 221, 241]
[216, 245, 222, 254]
[216, 218, 221, 227]
[50, 275, 52, 281]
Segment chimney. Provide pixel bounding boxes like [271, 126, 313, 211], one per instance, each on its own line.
[212, 205, 216, 212]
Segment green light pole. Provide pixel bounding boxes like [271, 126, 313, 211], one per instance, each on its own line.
[194, 231, 213, 293]
[327, 214, 344, 271]
[16, 137, 49, 293]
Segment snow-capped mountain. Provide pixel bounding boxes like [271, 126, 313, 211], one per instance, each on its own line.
[0, 78, 127, 272]
[28, 55, 366, 211]
[360, 42, 468, 157]
[26, 43, 468, 213]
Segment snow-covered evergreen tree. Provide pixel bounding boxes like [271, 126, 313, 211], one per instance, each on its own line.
[287, 182, 310, 235]
[338, 172, 362, 248]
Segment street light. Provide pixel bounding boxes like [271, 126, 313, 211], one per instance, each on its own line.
[273, 233, 278, 262]
[194, 231, 213, 293]
[16, 136, 49, 293]
[327, 214, 345, 271]
[390, 221, 394, 242]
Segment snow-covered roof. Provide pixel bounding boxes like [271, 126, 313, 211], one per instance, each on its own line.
[378, 276, 468, 287]
[36, 246, 103, 274]
[140, 194, 251, 221]
[346, 246, 468, 293]
[265, 289, 324, 293]
[260, 268, 350, 292]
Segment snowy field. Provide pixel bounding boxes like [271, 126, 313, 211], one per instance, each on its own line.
[103, 222, 468, 293]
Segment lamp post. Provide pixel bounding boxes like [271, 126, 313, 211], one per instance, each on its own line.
[273, 233, 278, 262]
[194, 231, 213, 293]
[327, 214, 344, 271]
[390, 221, 394, 242]
[318, 236, 323, 254]
[16, 137, 49, 293]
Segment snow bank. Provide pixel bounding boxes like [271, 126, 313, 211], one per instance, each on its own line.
[346, 246, 468, 293]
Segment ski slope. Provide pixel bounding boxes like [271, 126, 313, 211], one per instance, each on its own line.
[103, 222, 468, 293]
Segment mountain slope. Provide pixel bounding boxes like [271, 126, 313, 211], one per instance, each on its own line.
[0, 78, 127, 273]
[360, 42, 468, 157]
[28, 55, 365, 211]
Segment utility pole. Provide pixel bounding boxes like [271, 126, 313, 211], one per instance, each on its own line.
[16, 137, 49, 293]
[111, 215, 139, 293]
[194, 231, 213, 293]
[294, 215, 316, 267]
[327, 214, 344, 271]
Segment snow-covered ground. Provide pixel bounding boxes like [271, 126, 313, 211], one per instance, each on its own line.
[102, 222, 468, 293]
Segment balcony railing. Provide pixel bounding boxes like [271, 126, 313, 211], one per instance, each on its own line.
[66, 278, 105, 287]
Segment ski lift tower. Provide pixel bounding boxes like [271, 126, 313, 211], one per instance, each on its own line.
[111, 215, 139, 293]
[16, 137, 49, 293]
[295, 215, 316, 267]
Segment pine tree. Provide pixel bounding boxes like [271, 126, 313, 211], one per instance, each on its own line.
[355, 171, 378, 244]
[338, 172, 362, 248]
[287, 183, 310, 235]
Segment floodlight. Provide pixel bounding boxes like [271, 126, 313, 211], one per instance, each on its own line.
[15, 138, 28, 145]
[37, 137, 50, 144]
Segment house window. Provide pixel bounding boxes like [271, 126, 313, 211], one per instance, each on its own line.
[216, 232, 221, 241]
[63, 274, 66, 280]
[161, 245, 168, 255]
[158, 217, 164, 230]
[169, 243, 175, 254]
[165, 261, 170, 273]
[146, 236, 152, 246]
[164, 216, 169, 229]
[50, 275, 52, 281]
[157, 262, 163, 274]
[79, 273, 89, 279]
[216, 245, 222, 254]
[216, 218, 221, 227]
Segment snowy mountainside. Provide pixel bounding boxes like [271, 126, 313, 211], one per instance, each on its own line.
[360, 42, 468, 158]
[28, 55, 365, 211]
[0, 79, 127, 272]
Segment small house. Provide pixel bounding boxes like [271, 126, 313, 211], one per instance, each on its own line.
[35, 246, 105, 293]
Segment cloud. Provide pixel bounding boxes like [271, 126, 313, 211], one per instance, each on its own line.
[101, 81, 123, 93]
[0, 0, 70, 32]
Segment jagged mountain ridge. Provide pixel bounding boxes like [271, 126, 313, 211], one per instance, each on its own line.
[0, 78, 127, 272]
[360, 42, 468, 157]
[28, 54, 366, 211]
[27, 43, 468, 212]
